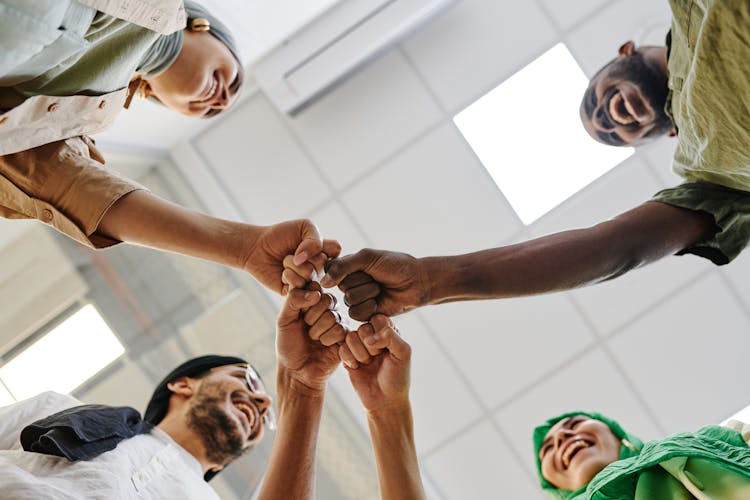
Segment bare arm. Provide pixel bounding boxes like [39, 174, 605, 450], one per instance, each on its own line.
[98, 190, 340, 294]
[321, 201, 717, 320]
[259, 284, 346, 499]
[339, 316, 426, 500]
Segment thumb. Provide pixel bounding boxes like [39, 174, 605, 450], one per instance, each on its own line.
[277, 287, 321, 327]
[292, 221, 323, 266]
[364, 315, 411, 362]
[321, 249, 376, 288]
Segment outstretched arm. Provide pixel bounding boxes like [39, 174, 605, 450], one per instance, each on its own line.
[320, 201, 716, 320]
[259, 283, 346, 500]
[339, 315, 425, 500]
[98, 190, 340, 294]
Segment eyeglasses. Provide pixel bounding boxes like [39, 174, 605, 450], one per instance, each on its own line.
[240, 364, 277, 431]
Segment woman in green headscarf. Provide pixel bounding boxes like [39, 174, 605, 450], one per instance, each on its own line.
[533, 411, 750, 499]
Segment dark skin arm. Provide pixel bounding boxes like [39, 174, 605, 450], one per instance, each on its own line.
[317, 202, 717, 320]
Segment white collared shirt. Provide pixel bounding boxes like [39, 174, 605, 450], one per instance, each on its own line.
[75, 0, 186, 35]
[0, 392, 219, 500]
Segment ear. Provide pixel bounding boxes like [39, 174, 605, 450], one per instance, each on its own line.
[209, 464, 224, 473]
[618, 41, 636, 58]
[166, 376, 196, 399]
[667, 128, 677, 137]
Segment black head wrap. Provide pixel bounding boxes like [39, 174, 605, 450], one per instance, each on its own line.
[144, 354, 248, 426]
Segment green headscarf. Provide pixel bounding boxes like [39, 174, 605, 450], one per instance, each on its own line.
[532, 411, 643, 500]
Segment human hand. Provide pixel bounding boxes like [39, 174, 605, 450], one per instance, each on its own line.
[338, 314, 411, 412]
[276, 282, 347, 394]
[319, 249, 428, 321]
[242, 219, 341, 295]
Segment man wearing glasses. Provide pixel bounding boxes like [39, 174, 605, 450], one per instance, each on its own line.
[0, 282, 347, 499]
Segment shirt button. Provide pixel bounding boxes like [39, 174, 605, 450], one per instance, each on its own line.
[98, 100, 107, 109]
[41, 209, 53, 222]
[47, 103, 59, 112]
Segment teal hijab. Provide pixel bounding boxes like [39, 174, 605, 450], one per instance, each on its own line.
[532, 411, 643, 500]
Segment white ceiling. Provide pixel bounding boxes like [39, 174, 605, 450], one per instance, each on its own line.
[5, 1, 750, 499]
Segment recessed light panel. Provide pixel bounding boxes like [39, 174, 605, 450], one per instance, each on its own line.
[454, 43, 633, 224]
[0, 305, 124, 401]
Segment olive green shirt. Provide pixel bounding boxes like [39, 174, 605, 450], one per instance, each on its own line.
[652, 0, 750, 264]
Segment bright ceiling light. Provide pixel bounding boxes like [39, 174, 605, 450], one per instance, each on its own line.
[0, 304, 124, 401]
[454, 43, 633, 224]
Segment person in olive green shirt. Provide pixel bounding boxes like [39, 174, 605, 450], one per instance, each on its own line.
[313, 0, 750, 321]
[533, 411, 750, 499]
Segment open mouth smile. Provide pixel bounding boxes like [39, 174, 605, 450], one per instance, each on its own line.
[561, 438, 593, 469]
[233, 399, 258, 437]
[608, 92, 638, 125]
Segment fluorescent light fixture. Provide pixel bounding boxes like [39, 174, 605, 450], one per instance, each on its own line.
[454, 43, 633, 224]
[0, 304, 124, 400]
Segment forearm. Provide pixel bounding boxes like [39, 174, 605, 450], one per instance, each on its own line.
[258, 368, 326, 500]
[367, 404, 425, 500]
[423, 201, 716, 303]
[97, 190, 257, 269]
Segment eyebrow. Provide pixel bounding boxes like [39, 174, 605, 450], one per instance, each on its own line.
[540, 417, 573, 453]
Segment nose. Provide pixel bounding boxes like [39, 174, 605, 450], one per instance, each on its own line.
[554, 428, 575, 450]
[592, 103, 615, 132]
[251, 392, 272, 416]
[210, 83, 230, 110]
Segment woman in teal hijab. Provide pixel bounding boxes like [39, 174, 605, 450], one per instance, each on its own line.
[533, 411, 750, 499]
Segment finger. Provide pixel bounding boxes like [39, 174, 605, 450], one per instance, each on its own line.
[308, 310, 341, 341]
[338, 344, 359, 370]
[365, 315, 411, 362]
[339, 271, 375, 292]
[348, 299, 378, 322]
[319, 322, 347, 346]
[292, 220, 323, 266]
[344, 281, 381, 307]
[282, 267, 308, 291]
[346, 327, 373, 364]
[303, 293, 336, 325]
[320, 249, 378, 288]
[358, 322, 383, 357]
[283, 254, 316, 285]
[323, 239, 342, 260]
[277, 288, 321, 327]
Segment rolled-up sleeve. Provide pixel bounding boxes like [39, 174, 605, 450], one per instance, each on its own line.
[0, 135, 145, 248]
[652, 182, 750, 265]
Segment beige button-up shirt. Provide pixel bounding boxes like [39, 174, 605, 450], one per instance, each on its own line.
[0, 0, 185, 247]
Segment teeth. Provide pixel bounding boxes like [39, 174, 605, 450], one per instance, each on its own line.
[609, 93, 636, 125]
[562, 440, 590, 468]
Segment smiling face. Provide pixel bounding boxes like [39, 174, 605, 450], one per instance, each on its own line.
[538, 415, 621, 491]
[580, 42, 673, 146]
[186, 365, 272, 466]
[145, 29, 243, 118]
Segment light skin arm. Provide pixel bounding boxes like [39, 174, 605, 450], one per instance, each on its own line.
[258, 283, 346, 500]
[97, 190, 340, 294]
[339, 315, 425, 500]
[319, 201, 717, 320]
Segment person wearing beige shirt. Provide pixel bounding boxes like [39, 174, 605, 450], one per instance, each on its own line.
[0, 0, 336, 297]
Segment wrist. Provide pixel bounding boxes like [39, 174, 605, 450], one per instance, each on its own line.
[231, 222, 263, 271]
[365, 398, 412, 421]
[276, 366, 327, 401]
[420, 256, 459, 305]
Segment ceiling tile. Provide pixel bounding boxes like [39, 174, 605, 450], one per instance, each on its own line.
[396, 313, 485, 454]
[566, 0, 673, 77]
[638, 137, 682, 187]
[495, 348, 662, 478]
[402, 0, 557, 113]
[537, 0, 610, 31]
[423, 420, 543, 500]
[342, 124, 522, 257]
[193, 94, 331, 224]
[608, 273, 750, 432]
[721, 251, 750, 309]
[419, 296, 595, 409]
[288, 51, 442, 190]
